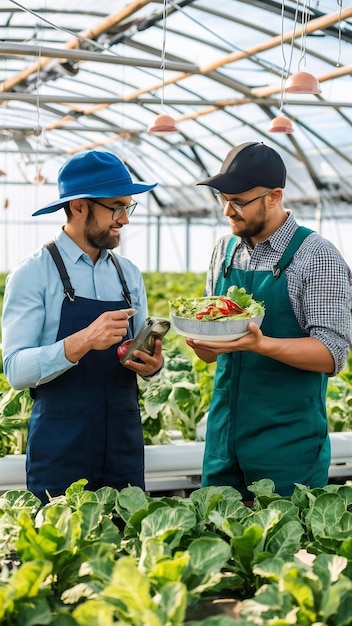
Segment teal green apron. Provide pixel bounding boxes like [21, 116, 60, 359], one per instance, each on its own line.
[202, 226, 330, 499]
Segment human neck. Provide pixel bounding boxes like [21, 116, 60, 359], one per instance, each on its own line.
[63, 224, 101, 263]
[249, 209, 288, 247]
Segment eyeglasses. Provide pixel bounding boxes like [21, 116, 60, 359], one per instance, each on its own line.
[215, 190, 271, 215]
[91, 199, 137, 219]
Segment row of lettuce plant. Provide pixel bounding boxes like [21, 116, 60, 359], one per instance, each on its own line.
[0, 478, 352, 625]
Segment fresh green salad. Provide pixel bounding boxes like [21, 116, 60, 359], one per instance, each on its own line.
[169, 285, 265, 322]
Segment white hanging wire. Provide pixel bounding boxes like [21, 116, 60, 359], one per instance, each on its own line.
[279, 0, 288, 112]
[268, 0, 295, 133]
[286, 0, 300, 80]
[160, 0, 168, 111]
[298, 0, 310, 70]
[336, 0, 343, 67]
[33, 3, 47, 185]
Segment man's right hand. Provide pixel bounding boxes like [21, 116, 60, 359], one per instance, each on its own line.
[64, 308, 134, 363]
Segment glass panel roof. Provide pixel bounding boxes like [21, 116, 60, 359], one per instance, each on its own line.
[0, 0, 351, 270]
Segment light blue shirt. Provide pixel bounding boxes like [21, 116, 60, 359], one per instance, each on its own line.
[2, 229, 148, 390]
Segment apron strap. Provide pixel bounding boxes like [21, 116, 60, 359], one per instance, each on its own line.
[272, 226, 314, 278]
[223, 236, 239, 277]
[109, 252, 134, 335]
[44, 244, 133, 335]
[45, 240, 75, 302]
[108, 252, 132, 307]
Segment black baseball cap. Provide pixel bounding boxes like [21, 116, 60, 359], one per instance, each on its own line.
[197, 142, 286, 193]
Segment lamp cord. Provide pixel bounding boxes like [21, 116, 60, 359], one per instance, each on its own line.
[160, 0, 168, 111]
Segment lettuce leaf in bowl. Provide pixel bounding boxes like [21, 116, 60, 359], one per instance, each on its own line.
[169, 285, 265, 322]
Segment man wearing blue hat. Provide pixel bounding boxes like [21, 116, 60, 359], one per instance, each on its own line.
[2, 150, 162, 503]
[187, 142, 352, 503]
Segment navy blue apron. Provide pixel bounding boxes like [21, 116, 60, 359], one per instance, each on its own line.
[26, 244, 144, 503]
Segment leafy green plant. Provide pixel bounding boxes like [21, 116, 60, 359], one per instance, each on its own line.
[241, 553, 352, 626]
[139, 348, 215, 443]
[0, 482, 241, 624]
[1, 480, 352, 624]
[0, 376, 32, 457]
[0, 273, 6, 347]
[326, 374, 352, 432]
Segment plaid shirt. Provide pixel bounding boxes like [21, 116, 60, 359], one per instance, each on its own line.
[205, 212, 352, 375]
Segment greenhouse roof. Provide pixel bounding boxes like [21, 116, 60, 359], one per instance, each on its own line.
[0, 0, 351, 226]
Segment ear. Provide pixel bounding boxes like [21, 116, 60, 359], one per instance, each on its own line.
[269, 188, 283, 204]
[70, 199, 86, 216]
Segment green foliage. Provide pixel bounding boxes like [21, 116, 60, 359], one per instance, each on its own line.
[0, 273, 6, 347]
[241, 553, 352, 626]
[0, 377, 32, 457]
[139, 347, 215, 444]
[326, 376, 352, 431]
[1, 480, 352, 624]
[0, 273, 6, 297]
[142, 272, 207, 319]
[140, 272, 216, 444]
[326, 354, 352, 432]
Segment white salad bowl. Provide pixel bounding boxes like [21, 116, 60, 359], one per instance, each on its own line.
[170, 313, 265, 342]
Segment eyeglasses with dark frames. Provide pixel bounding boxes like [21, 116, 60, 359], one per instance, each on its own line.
[214, 190, 271, 215]
[91, 199, 137, 219]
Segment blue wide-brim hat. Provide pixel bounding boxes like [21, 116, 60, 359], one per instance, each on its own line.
[33, 150, 158, 216]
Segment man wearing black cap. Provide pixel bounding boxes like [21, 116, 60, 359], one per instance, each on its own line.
[2, 150, 163, 503]
[187, 142, 352, 502]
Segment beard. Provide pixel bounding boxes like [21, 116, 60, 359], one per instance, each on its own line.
[85, 204, 120, 250]
[229, 198, 267, 239]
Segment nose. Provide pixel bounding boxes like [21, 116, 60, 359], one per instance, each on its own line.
[114, 208, 129, 225]
[223, 201, 235, 217]
[224, 201, 243, 218]
[223, 201, 231, 215]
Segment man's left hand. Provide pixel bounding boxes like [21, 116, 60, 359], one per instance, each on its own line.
[186, 321, 264, 357]
[121, 338, 164, 377]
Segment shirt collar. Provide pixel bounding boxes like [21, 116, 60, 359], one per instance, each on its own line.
[268, 211, 297, 253]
